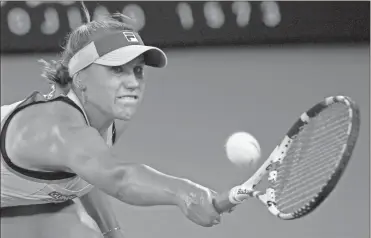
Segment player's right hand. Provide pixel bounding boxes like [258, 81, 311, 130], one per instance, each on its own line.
[176, 179, 222, 227]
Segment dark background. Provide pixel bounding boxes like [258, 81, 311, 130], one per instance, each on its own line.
[1, 1, 369, 52]
[1, 2, 370, 238]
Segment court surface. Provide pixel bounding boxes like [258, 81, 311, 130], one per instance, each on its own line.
[1, 44, 369, 238]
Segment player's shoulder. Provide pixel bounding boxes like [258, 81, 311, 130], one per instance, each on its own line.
[4, 93, 91, 154]
[3, 91, 85, 127]
[18, 97, 86, 129]
[3, 94, 101, 168]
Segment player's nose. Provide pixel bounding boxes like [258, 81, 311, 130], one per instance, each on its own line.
[123, 73, 140, 89]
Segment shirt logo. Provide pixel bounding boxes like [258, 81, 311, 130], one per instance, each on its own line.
[48, 191, 77, 202]
[123, 32, 139, 43]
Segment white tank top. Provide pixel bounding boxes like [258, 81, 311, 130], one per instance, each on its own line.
[1, 91, 116, 207]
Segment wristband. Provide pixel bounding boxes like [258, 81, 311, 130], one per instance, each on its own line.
[102, 226, 121, 237]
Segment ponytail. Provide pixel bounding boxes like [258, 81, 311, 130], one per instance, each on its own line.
[39, 59, 72, 87]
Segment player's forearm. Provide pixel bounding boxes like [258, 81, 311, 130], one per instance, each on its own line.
[69, 153, 190, 208]
[115, 164, 189, 207]
[79, 188, 123, 237]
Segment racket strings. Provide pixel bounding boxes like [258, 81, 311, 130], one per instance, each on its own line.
[280, 140, 346, 182]
[276, 106, 348, 184]
[275, 180, 328, 211]
[274, 166, 337, 205]
[273, 103, 351, 213]
[275, 149, 342, 191]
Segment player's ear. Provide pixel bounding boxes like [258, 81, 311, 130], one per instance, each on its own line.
[72, 73, 87, 92]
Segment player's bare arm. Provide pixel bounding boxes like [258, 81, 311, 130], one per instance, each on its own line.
[5, 100, 221, 227]
[79, 188, 124, 238]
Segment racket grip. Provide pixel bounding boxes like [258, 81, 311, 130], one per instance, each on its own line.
[212, 190, 238, 214]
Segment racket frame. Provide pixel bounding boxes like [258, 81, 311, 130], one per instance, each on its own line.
[215, 95, 360, 220]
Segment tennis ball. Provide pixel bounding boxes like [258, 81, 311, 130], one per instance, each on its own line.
[225, 132, 261, 167]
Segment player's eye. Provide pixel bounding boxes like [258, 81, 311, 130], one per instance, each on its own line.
[110, 66, 124, 74]
[134, 66, 144, 78]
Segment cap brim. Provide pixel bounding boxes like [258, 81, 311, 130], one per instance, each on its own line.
[94, 45, 167, 68]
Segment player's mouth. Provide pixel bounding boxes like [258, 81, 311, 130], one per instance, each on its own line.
[116, 95, 139, 104]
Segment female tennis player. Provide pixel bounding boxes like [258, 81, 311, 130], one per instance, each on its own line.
[1, 9, 223, 238]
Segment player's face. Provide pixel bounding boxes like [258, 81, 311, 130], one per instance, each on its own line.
[83, 55, 146, 121]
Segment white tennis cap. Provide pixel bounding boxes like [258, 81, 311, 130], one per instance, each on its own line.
[68, 30, 167, 77]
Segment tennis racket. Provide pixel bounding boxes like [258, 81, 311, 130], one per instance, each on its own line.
[213, 95, 360, 220]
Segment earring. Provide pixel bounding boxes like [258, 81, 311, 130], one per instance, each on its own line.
[80, 85, 87, 104]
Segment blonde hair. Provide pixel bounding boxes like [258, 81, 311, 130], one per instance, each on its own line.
[39, 2, 135, 92]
